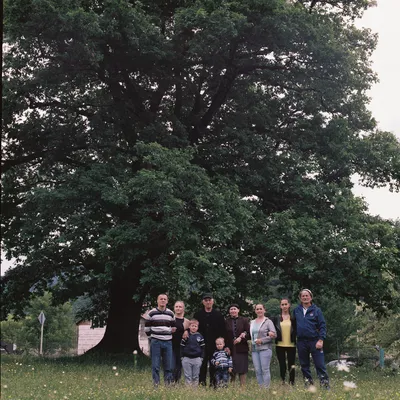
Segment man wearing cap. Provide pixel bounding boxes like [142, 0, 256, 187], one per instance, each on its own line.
[193, 293, 227, 387]
[293, 289, 330, 389]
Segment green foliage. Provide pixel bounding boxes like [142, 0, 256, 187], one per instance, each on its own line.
[351, 309, 400, 362]
[1, 293, 76, 355]
[2, 0, 400, 352]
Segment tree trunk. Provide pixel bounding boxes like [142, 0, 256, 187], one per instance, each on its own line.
[89, 275, 145, 354]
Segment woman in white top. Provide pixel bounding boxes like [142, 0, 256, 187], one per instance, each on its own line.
[249, 304, 276, 388]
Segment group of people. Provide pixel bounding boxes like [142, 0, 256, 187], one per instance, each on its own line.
[144, 289, 330, 390]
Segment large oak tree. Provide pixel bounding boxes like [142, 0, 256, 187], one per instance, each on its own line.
[2, 0, 399, 353]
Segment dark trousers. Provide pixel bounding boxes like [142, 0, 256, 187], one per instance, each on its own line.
[199, 350, 216, 386]
[215, 368, 230, 388]
[297, 340, 329, 385]
[172, 346, 182, 383]
[276, 346, 296, 384]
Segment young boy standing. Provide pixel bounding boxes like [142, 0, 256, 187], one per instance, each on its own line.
[181, 319, 205, 386]
[211, 337, 233, 388]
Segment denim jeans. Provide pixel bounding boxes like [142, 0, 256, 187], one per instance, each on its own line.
[252, 349, 272, 388]
[297, 340, 329, 386]
[181, 357, 202, 385]
[151, 339, 173, 385]
[214, 368, 230, 388]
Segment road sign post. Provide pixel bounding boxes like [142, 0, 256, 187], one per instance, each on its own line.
[38, 312, 46, 355]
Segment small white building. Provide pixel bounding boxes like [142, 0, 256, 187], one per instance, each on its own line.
[76, 317, 150, 355]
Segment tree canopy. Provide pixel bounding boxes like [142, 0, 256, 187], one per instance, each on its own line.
[2, 0, 399, 353]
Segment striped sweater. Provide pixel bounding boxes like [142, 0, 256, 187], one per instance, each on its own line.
[145, 307, 176, 340]
[211, 350, 233, 369]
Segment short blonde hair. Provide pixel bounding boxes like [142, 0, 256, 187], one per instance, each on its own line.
[215, 337, 225, 344]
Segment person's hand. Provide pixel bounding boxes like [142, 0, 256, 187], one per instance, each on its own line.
[268, 331, 276, 338]
[171, 327, 177, 333]
[233, 337, 241, 345]
[215, 361, 220, 365]
[182, 330, 189, 339]
[228, 368, 233, 373]
[240, 332, 246, 339]
[224, 347, 231, 355]
[255, 338, 262, 345]
[316, 340, 324, 349]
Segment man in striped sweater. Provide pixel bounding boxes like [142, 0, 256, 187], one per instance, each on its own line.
[145, 294, 176, 386]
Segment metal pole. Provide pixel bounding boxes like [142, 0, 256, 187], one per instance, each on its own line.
[40, 323, 44, 355]
[379, 348, 384, 369]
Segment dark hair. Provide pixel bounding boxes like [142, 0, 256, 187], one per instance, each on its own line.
[280, 297, 291, 322]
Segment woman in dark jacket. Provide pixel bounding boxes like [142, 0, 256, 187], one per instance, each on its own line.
[272, 298, 297, 385]
[225, 304, 250, 386]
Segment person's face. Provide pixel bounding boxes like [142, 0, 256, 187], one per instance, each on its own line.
[255, 304, 265, 317]
[216, 339, 224, 350]
[229, 306, 239, 318]
[280, 300, 290, 313]
[157, 294, 168, 308]
[174, 302, 184, 315]
[189, 322, 198, 333]
[300, 291, 312, 305]
[202, 297, 214, 310]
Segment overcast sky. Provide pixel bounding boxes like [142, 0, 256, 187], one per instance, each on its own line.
[1, 1, 399, 275]
[352, 0, 400, 221]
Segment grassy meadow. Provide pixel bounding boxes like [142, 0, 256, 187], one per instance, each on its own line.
[1, 354, 399, 400]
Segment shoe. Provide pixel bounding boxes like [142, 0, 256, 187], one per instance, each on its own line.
[304, 378, 314, 388]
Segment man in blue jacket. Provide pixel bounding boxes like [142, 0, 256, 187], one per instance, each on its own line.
[293, 289, 330, 389]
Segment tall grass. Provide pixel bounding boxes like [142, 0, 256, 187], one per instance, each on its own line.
[1, 354, 399, 399]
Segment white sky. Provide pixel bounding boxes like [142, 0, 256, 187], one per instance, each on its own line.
[1, 1, 399, 275]
[352, 0, 400, 221]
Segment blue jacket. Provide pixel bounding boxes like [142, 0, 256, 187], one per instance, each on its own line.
[181, 332, 205, 359]
[293, 303, 326, 341]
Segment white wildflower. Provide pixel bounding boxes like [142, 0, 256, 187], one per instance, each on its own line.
[343, 381, 357, 390]
[112, 366, 117, 370]
[308, 385, 317, 393]
[115, 372, 119, 376]
[3, 385, 8, 389]
[133, 350, 138, 355]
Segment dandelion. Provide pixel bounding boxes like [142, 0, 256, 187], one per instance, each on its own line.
[272, 390, 277, 395]
[115, 372, 119, 376]
[62, 371, 65, 374]
[60, 381, 63, 384]
[112, 366, 117, 370]
[43, 385, 47, 387]
[343, 381, 357, 390]
[3, 385, 8, 389]
[32, 367, 35, 370]
[355, 394, 361, 398]
[54, 390, 57, 394]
